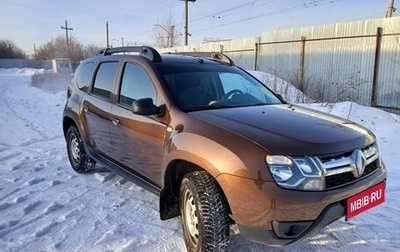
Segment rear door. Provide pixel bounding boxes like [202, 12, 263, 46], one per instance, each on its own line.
[82, 61, 118, 158]
[110, 62, 167, 186]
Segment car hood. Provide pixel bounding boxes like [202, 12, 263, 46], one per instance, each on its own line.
[190, 104, 375, 155]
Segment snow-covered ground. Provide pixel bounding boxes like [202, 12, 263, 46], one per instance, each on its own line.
[0, 68, 399, 252]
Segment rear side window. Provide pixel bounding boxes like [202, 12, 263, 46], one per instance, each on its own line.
[92, 62, 118, 99]
[75, 62, 94, 89]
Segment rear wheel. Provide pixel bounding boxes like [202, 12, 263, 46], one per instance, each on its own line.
[180, 171, 230, 252]
[66, 125, 95, 173]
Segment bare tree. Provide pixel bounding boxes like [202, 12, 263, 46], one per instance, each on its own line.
[35, 35, 84, 61]
[0, 39, 27, 59]
[154, 12, 180, 48]
[83, 43, 102, 58]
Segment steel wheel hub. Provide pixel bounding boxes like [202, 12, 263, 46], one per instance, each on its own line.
[70, 135, 80, 162]
[184, 190, 199, 244]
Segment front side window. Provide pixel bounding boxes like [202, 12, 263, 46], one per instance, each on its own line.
[119, 63, 156, 107]
[92, 62, 118, 99]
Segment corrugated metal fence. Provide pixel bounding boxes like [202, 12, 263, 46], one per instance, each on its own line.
[160, 17, 400, 113]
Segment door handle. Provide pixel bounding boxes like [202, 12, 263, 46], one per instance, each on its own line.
[111, 117, 120, 126]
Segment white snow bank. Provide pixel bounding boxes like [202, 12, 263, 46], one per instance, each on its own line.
[0, 67, 51, 75]
[0, 67, 71, 94]
[247, 70, 313, 103]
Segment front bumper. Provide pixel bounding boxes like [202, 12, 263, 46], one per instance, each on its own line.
[216, 162, 386, 246]
[237, 201, 345, 246]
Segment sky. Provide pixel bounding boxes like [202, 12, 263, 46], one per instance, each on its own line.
[0, 0, 397, 56]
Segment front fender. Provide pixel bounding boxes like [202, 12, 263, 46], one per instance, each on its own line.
[164, 132, 250, 179]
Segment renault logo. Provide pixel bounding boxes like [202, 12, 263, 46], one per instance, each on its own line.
[352, 150, 367, 177]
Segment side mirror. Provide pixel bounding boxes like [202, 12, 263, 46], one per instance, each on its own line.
[132, 98, 165, 116]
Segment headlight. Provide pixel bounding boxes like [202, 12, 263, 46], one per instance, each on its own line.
[266, 155, 324, 191]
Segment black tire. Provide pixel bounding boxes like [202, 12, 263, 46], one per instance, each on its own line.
[66, 125, 95, 173]
[179, 171, 230, 252]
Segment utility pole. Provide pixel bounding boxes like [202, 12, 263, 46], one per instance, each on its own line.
[183, 0, 189, 46]
[106, 22, 110, 48]
[386, 0, 395, 17]
[179, 0, 196, 46]
[60, 20, 73, 58]
[121, 37, 124, 47]
[170, 26, 175, 47]
[33, 44, 37, 58]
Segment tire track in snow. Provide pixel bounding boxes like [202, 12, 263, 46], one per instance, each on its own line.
[0, 152, 21, 162]
[0, 82, 46, 141]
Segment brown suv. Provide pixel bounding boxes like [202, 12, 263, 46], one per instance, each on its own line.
[62, 46, 386, 251]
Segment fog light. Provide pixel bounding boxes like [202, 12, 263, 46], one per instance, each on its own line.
[272, 221, 313, 239]
[303, 179, 324, 191]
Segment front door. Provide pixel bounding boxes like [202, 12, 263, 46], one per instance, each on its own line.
[110, 62, 166, 186]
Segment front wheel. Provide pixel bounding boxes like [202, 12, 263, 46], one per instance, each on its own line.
[180, 171, 230, 252]
[66, 125, 95, 173]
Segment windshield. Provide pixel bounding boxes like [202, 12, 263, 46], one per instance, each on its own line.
[155, 62, 282, 112]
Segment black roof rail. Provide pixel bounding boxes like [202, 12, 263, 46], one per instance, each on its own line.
[172, 52, 235, 66]
[92, 46, 162, 62]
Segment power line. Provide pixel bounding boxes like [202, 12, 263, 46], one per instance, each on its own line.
[192, 0, 342, 33]
[190, 0, 265, 23]
[184, 0, 278, 24]
[207, 0, 281, 19]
